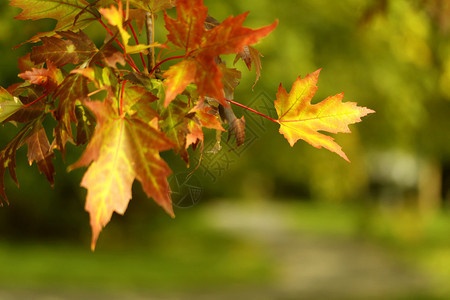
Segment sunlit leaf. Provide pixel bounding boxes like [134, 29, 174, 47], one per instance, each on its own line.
[275, 69, 375, 161]
[163, 0, 277, 105]
[0, 87, 23, 123]
[11, 0, 97, 45]
[69, 99, 174, 250]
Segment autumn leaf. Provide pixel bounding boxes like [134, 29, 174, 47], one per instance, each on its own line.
[10, 0, 97, 45]
[163, 0, 278, 106]
[275, 69, 375, 161]
[186, 104, 224, 148]
[55, 73, 89, 134]
[161, 99, 190, 163]
[129, 0, 176, 13]
[53, 73, 89, 154]
[120, 84, 158, 119]
[163, 60, 197, 107]
[31, 31, 98, 67]
[99, 3, 161, 54]
[4, 86, 46, 124]
[75, 104, 96, 145]
[92, 43, 126, 68]
[17, 53, 41, 72]
[18, 61, 63, 92]
[234, 45, 263, 89]
[0, 87, 24, 123]
[0, 121, 36, 204]
[23, 123, 55, 184]
[69, 100, 174, 250]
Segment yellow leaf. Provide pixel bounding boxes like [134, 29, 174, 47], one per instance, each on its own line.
[275, 69, 375, 161]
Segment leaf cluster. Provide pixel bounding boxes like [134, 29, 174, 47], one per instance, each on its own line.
[0, 0, 374, 249]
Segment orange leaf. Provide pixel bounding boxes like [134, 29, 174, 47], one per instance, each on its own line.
[186, 105, 224, 148]
[275, 69, 375, 161]
[163, 59, 197, 107]
[163, 0, 277, 106]
[18, 61, 62, 92]
[70, 100, 175, 250]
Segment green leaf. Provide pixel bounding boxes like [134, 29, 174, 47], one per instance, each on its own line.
[10, 0, 97, 45]
[0, 87, 23, 123]
[129, 0, 175, 13]
[160, 99, 190, 164]
[75, 104, 96, 145]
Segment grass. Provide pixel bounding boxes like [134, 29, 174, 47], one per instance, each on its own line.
[0, 208, 274, 295]
[0, 199, 449, 298]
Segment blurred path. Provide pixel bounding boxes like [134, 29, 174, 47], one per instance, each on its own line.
[0, 201, 435, 300]
[195, 200, 433, 299]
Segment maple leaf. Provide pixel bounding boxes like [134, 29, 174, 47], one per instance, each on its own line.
[69, 100, 174, 250]
[10, 0, 97, 45]
[129, 0, 176, 13]
[17, 53, 41, 72]
[163, 0, 278, 106]
[92, 42, 126, 68]
[161, 99, 190, 164]
[0, 121, 36, 205]
[75, 104, 96, 145]
[234, 45, 263, 89]
[121, 84, 158, 117]
[275, 69, 375, 161]
[0, 87, 24, 123]
[4, 86, 47, 124]
[163, 60, 197, 107]
[31, 31, 98, 67]
[55, 73, 89, 135]
[18, 61, 63, 92]
[53, 73, 89, 154]
[99, 3, 161, 54]
[186, 104, 224, 148]
[23, 123, 55, 184]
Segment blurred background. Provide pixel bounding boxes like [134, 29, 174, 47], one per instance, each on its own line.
[1, 0, 450, 299]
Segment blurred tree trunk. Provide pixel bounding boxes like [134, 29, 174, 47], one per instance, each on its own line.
[418, 159, 442, 213]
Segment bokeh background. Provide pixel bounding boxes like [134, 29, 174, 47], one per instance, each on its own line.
[1, 0, 450, 299]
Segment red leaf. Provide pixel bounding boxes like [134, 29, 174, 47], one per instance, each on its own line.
[23, 124, 55, 185]
[163, 0, 277, 105]
[18, 61, 62, 92]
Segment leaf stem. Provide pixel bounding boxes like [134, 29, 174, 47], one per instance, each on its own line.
[149, 55, 186, 77]
[97, 18, 140, 72]
[23, 93, 48, 108]
[120, 80, 126, 116]
[149, 55, 186, 76]
[128, 22, 147, 70]
[226, 98, 279, 123]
